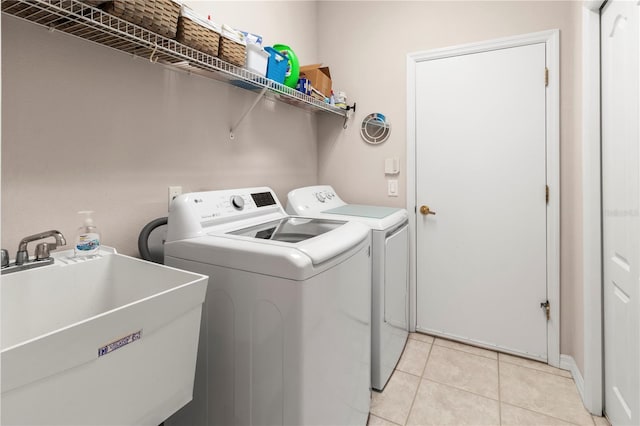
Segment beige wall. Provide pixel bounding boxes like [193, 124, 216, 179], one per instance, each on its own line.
[316, 1, 584, 372]
[2, 1, 586, 374]
[1, 0, 321, 257]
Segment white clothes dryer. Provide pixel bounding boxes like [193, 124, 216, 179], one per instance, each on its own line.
[287, 185, 409, 391]
[163, 187, 372, 426]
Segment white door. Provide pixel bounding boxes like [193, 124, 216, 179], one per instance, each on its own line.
[415, 43, 548, 359]
[602, 1, 640, 424]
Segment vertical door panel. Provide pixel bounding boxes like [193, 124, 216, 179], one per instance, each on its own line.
[602, 1, 640, 424]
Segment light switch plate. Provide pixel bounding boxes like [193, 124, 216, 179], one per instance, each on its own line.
[388, 180, 398, 197]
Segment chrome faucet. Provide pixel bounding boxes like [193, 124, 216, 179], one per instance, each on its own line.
[1, 230, 66, 274]
[15, 230, 67, 265]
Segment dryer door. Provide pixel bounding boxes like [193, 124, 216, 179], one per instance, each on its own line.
[384, 224, 409, 329]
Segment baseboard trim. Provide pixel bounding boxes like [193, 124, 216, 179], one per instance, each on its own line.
[561, 354, 585, 403]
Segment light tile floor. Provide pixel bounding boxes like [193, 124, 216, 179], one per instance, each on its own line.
[369, 333, 610, 426]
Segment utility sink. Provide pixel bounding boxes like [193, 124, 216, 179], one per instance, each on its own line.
[1, 248, 208, 426]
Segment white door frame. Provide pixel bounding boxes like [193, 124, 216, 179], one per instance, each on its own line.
[582, 0, 605, 416]
[406, 30, 561, 368]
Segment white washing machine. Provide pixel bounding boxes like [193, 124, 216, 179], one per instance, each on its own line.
[287, 185, 409, 391]
[163, 187, 372, 426]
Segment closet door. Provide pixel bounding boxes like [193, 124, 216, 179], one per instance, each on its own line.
[602, 1, 640, 424]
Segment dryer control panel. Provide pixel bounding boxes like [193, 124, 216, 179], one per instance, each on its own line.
[286, 185, 346, 215]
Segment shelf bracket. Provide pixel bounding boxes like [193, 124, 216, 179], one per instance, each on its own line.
[149, 44, 159, 63]
[343, 102, 356, 129]
[230, 86, 269, 140]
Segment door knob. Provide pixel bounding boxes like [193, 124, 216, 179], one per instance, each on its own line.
[420, 205, 436, 215]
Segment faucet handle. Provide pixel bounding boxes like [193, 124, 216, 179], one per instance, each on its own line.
[34, 243, 49, 260]
[1, 249, 9, 268]
[35, 243, 52, 260]
[15, 250, 29, 266]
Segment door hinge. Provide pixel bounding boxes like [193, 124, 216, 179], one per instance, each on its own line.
[544, 67, 549, 87]
[540, 300, 550, 320]
[545, 185, 549, 204]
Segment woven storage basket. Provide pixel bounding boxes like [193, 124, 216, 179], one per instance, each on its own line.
[219, 36, 246, 67]
[103, 0, 180, 39]
[82, 0, 111, 6]
[176, 15, 220, 57]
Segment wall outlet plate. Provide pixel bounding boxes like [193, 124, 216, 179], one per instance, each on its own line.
[168, 186, 182, 210]
[385, 157, 400, 175]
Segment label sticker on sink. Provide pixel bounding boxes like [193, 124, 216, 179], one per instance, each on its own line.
[98, 330, 142, 357]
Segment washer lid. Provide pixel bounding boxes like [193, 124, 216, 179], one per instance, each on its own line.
[165, 220, 370, 280]
[228, 217, 345, 243]
[322, 204, 400, 219]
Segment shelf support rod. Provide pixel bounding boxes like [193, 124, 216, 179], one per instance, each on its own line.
[230, 86, 269, 140]
[343, 102, 356, 129]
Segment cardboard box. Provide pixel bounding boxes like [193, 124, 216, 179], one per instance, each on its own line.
[299, 64, 332, 98]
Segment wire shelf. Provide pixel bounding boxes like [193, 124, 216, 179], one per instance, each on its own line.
[2, 0, 349, 117]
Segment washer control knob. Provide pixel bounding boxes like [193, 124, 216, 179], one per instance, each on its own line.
[231, 195, 245, 210]
[316, 192, 326, 202]
[325, 192, 333, 199]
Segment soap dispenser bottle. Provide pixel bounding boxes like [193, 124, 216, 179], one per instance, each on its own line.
[74, 210, 101, 257]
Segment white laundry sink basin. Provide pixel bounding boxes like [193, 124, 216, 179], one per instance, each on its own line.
[1, 249, 208, 426]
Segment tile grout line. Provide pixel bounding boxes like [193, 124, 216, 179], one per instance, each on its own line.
[396, 337, 434, 378]
[402, 340, 434, 425]
[394, 369, 424, 379]
[369, 413, 403, 426]
[424, 334, 573, 377]
[419, 339, 570, 398]
[498, 356, 573, 379]
[430, 335, 573, 380]
[408, 335, 435, 345]
[500, 401, 585, 426]
[430, 341, 500, 365]
[369, 389, 405, 426]
[424, 344, 502, 402]
[432, 339, 498, 361]
[417, 340, 431, 378]
[407, 335, 587, 425]
[421, 377, 500, 402]
[498, 359, 595, 425]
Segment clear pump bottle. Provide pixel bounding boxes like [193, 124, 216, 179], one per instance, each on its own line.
[74, 211, 101, 257]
